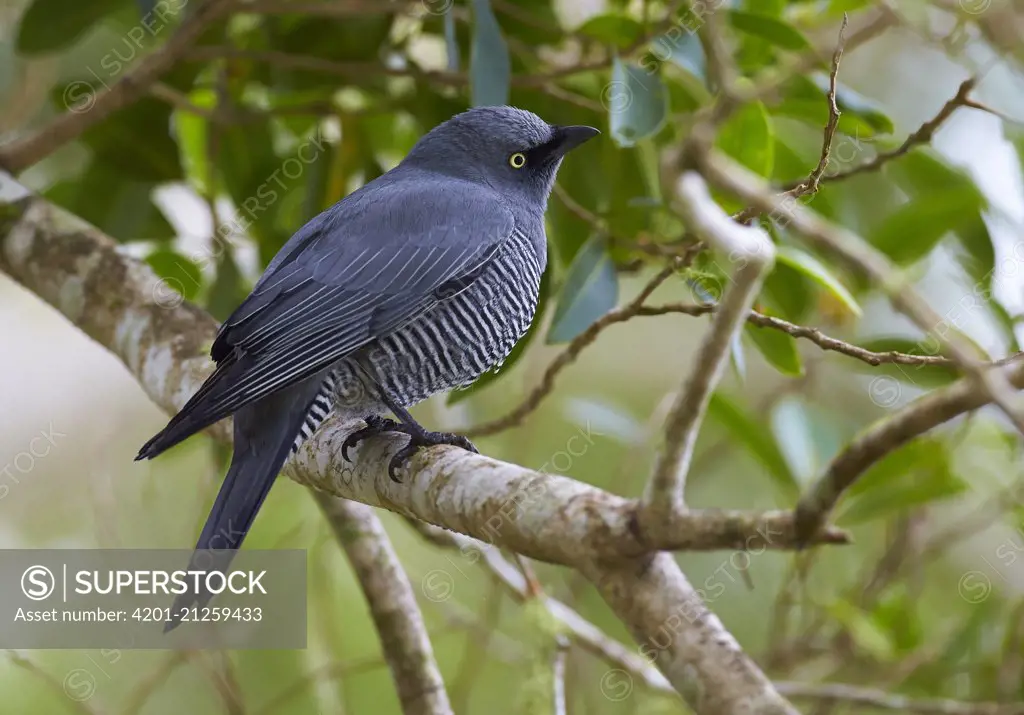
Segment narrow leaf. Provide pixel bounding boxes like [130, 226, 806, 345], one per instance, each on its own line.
[746, 323, 803, 376]
[770, 396, 818, 486]
[608, 57, 668, 147]
[547, 237, 618, 344]
[869, 189, 982, 265]
[716, 101, 774, 177]
[576, 13, 643, 48]
[707, 393, 798, 497]
[776, 246, 861, 317]
[16, 0, 126, 55]
[728, 11, 811, 51]
[470, 0, 510, 107]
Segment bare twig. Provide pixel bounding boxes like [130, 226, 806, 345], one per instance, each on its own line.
[639, 303, 1023, 370]
[315, 495, 452, 715]
[804, 16, 849, 193]
[641, 173, 776, 530]
[776, 681, 1024, 714]
[552, 636, 570, 715]
[734, 16, 850, 225]
[812, 77, 979, 186]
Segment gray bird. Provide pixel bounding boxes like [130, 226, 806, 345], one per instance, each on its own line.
[135, 106, 597, 627]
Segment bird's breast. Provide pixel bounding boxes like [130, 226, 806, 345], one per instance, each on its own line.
[352, 227, 544, 407]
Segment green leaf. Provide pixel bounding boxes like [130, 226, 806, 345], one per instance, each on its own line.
[16, 0, 126, 55]
[782, 75, 894, 136]
[576, 13, 642, 48]
[444, 6, 459, 71]
[745, 323, 803, 376]
[838, 439, 964, 525]
[730, 332, 747, 382]
[771, 99, 880, 139]
[608, 57, 668, 147]
[716, 101, 774, 177]
[728, 10, 811, 51]
[470, 0, 510, 107]
[826, 601, 897, 662]
[770, 396, 818, 486]
[171, 89, 215, 196]
[761, 261, 813, 322]
[547, 236, 618, 343]
[145, 249, 202, 303]
[818, 77, 895, 135]
[44, 161, 174, 242]
[656, 31, 706, 83]
[707, 393, 798, 497]
[206, 250, 248, 323]
[886, 148, 985, 203]
[79, 98, 182, 183]
[869, 188, 983, 265]
[449, 267, 551, 404]
[776, 246, 861, 317]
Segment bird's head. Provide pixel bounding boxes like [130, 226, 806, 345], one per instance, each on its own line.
[403, 106, 599, 210]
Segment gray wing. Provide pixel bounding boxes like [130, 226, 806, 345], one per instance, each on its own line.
[138, 174, 514, 457]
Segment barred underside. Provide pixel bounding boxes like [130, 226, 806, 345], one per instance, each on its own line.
[290, 227, 543, 453]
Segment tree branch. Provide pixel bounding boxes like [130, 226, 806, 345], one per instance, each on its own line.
[315, 495, 451, 715]
[689, 150, 1024, 539]
[0, 0, 231, 174]
[641, 173, 775, 531]
[1, 179, 841, 713]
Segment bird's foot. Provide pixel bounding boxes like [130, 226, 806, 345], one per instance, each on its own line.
[341, 415, 401, 462]
[341, 416, 477, 482]
[387, 427, 478, 482]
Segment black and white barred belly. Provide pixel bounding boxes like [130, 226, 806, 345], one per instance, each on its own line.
[290, 227, 543, 454]
[353, 226, 543, 405]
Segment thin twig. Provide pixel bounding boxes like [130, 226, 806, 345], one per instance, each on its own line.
[776, 681, 1024, 714]
[734, 16, 850, 225]
[552, 635, 570, 715]
[809, 76, 979, 186]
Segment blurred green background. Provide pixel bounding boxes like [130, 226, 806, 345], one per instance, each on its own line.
[3, 0, 1024, 712]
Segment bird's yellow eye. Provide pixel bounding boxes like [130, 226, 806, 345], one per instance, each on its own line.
[508, 152, 527, 169]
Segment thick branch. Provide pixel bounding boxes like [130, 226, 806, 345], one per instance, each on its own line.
[315, 495, 451, 715]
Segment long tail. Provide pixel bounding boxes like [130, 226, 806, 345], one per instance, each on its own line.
[164, 373, 325, 633]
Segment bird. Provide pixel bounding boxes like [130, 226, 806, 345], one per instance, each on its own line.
[135, 106, 598, 629]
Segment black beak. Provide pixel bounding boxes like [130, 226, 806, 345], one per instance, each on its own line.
[551, 125, 600, 155]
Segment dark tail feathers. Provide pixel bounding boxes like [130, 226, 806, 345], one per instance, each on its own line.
[163, 374, 325, 633]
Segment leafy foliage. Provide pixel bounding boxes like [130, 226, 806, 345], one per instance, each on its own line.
[5, 0, 1024, 711]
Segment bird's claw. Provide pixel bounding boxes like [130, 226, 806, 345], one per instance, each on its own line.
[341, 415, 400, 462]
[386, 430, 478, 483]
[343, 417, 477, 482]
